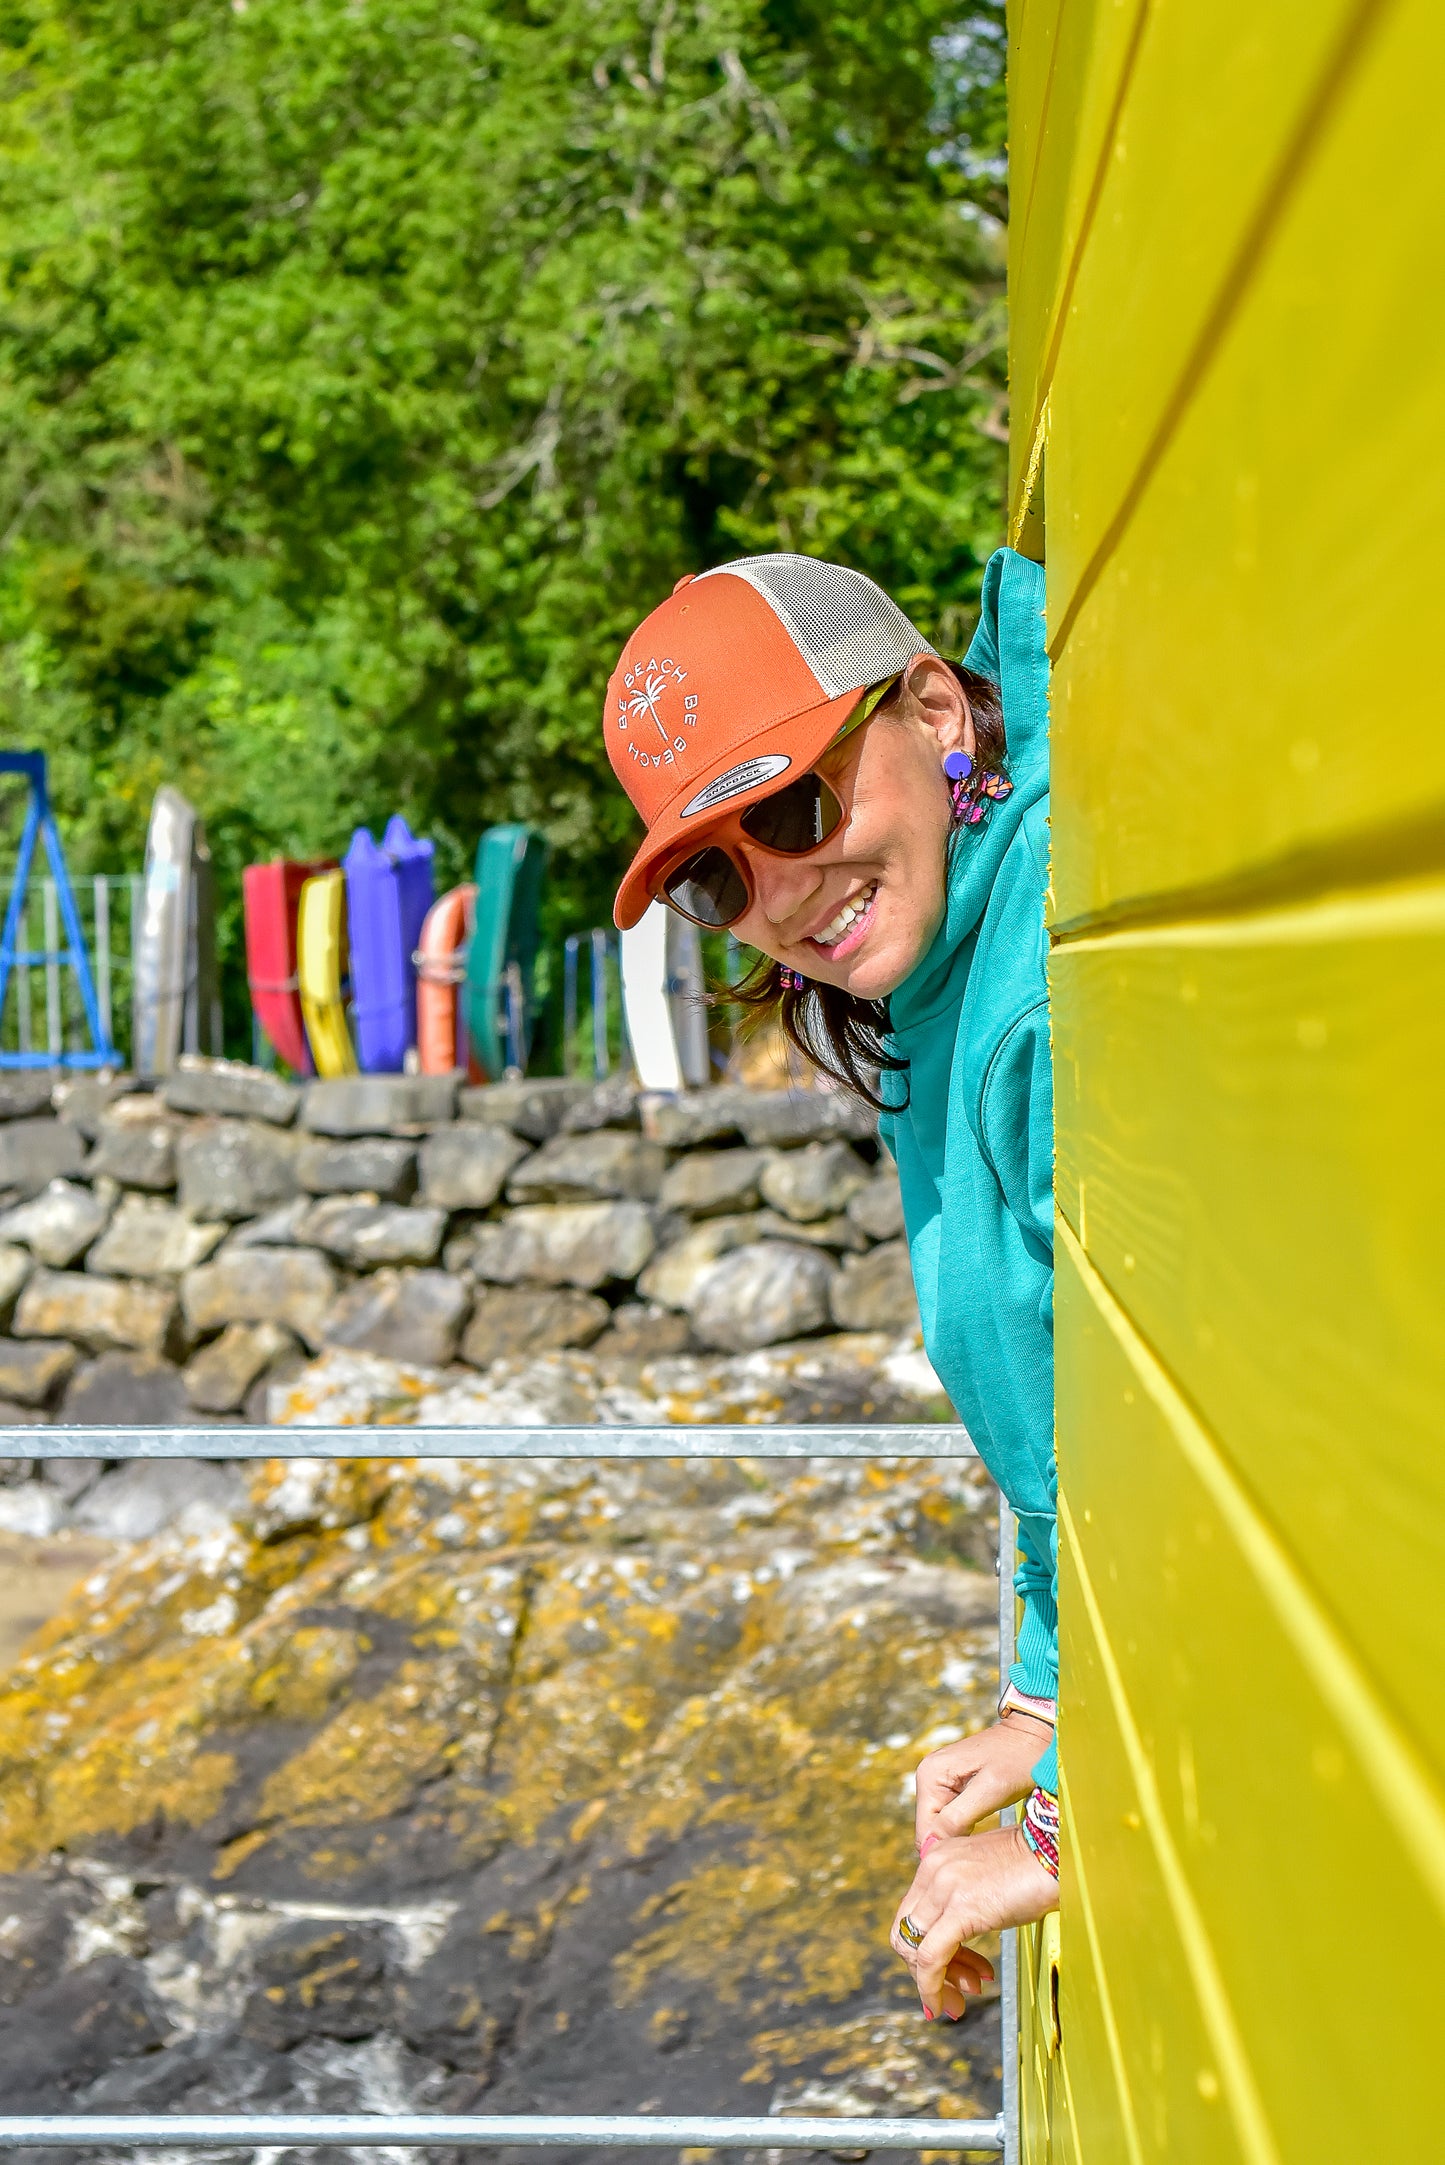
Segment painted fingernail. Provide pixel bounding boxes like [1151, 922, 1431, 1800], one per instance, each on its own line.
[923, 2007, 934, 2021]
[920, 1833, 940, 1859]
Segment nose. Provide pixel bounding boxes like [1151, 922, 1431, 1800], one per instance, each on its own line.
[739, 842, 827, 934]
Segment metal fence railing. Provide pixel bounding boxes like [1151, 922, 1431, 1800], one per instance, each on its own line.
[0, 872, 141, 1069]
[0, 1423, 1018, 2163]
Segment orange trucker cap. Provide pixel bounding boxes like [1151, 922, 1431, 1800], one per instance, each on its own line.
[606, 553, 938, 929]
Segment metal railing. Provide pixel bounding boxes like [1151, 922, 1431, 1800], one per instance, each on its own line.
[0, 871, 141, 1067]
[0, 1423, 1018, 2161]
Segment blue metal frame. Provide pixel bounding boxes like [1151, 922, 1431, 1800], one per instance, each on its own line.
[0, 751, 118, 1069]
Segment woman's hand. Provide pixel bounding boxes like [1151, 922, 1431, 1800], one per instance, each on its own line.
[914, 1714, 1053, 1849]
[890, 1823, 1059, 2019]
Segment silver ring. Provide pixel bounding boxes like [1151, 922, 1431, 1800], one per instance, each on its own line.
[898, 1913, 926, 1949]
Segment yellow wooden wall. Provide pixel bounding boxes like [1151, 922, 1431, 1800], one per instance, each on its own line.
[1008, 0, 1445, 2156]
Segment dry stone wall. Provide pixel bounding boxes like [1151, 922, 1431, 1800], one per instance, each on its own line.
[0, 1061, 942, 1537]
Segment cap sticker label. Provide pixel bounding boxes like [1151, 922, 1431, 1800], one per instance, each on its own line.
[681, 755, 791, 818]
[615, 657, 699, 768]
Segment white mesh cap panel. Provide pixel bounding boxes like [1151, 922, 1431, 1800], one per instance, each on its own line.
[693, 554, 937, 698]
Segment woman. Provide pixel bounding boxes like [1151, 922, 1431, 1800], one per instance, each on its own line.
[605, 549, 1060, 2023]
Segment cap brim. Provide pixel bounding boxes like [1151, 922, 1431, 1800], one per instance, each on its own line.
[612, 686, 862, 929]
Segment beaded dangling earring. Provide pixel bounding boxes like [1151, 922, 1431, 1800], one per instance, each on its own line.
[780, 968, 806, 992]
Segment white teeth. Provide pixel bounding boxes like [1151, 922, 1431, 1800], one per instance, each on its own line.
[813, 882, 878, 948]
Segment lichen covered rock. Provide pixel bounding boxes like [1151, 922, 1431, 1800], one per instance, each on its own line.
[0, 1449, 1000, 2125]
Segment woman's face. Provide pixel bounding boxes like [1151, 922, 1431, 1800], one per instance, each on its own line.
[721, 656, 975, 1003]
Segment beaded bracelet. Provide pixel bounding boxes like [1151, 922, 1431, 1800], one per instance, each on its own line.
[1021, 1785, 1060, 1879]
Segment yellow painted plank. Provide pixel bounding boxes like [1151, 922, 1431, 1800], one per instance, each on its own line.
[1047, 0, 1445, 920]
[1043, 0, 1371, 636]
[1055, 1550, 1254, 2164]
[1051, 881, 1445, 1757]
[1007, 0, 1145, 527]
[1056, 1232, 1445, 2156]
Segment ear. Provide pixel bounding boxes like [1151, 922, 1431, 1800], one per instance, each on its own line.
[904, 654, 976, 764]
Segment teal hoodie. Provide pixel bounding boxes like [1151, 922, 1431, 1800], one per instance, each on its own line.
[878, 547, 1058, 1795]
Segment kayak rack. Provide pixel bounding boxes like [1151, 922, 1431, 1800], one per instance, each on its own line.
[0, 1423, 1018, 2162]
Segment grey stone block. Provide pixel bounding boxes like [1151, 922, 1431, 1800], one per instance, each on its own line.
[735, 1091, 878, 1148]
[54, 1076, 140, 1140]
[301, 1075, 459, 1137]
[297, 1197, 447, 1270]
[70, 1451, 240, 1531]
[560, 1076, 640, 1132]
[0, 1484, 65, 1535]
[658, 1147, 765, 1219]
[418, 1124, 529, 1210]
[40, 1456, 104, 1501]
[59, 1350, 189, 1430]
[758, 1140, 870, 1222]
[161, 1057, 300, 1127]
[321, 1267, 470, 1367]
[0, 1338, 77, 1406]
[0, 1243, 33, 1322]
[640, 1087, 752, 1148]
[184, 1320, 298, 1414]
[297, 1137, 418, 1200]
[636, 1214, 761, 1311]
[14, 1269, 176, 1355]
[459, 1286, 610, 1369]
[506, 1129, 665, 1205]
[86, 1102, 180, 1190]
[689, 1241, 837, 1352]
[755, 1208, 867, 1252]
[847, 1168, 905, 1242]
[588, 1300, 695, 1363]
[86, 1195, 226, 1278]
[0, 1077, 61, 1122]
[830, 1240, 920, 1333]
[0, 1178, 113, 1268]
[222, 1197, 311, 1250]
[177, 1118, 305, 1220]
[467, 1201, 658, 1291]
[182, 1246, 339, 1352]
[0, 1117, 86, 1198]
[458, 1078, 593, 1142]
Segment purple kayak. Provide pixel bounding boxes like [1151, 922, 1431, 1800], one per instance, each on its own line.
[342, 815, 436, 1072]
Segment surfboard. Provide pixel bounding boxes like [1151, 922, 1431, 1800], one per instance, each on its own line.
[243, 858, 334, 1075]
[133, 787, 221, 1078]
[297, 868, 356, 1078]
[620, 902, 712, 1092]
[344, 816, 435, 1072]
[415, 882, 477, 1076]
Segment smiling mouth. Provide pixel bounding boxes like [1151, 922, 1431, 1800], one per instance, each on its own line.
[807, 880, 879, 957]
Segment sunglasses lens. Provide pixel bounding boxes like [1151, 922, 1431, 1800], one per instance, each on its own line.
[663, 847, 748, 927]
[739, 772, 844, 853]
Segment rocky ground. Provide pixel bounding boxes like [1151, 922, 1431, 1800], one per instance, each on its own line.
[0, 1451, 1003, 2162]
[0, 1064, 994, 2158]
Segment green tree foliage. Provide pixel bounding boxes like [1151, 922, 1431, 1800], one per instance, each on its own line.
[0, 0, 1006, 1047]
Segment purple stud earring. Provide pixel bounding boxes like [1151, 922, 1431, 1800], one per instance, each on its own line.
[943, 748, 974, 817]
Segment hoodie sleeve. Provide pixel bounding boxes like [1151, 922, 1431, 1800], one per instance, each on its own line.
[981, 995, 1060, 1795]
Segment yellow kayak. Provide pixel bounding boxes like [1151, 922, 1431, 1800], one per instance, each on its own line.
[297, 869, 356, 1078]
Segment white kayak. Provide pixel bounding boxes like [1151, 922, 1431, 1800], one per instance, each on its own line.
[133, 786, 221, 1077]
[620, 902, 711, 1092]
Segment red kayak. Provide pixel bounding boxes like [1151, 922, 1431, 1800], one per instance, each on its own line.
[243, 858, 335, 1075]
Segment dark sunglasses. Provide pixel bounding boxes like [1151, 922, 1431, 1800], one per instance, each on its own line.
[661, 767, 845, 928]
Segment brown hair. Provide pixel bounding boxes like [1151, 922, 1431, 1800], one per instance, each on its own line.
[728, 662, 1006, 1110]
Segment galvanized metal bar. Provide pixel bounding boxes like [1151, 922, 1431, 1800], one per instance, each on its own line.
[0, 2114, 1005, 2151]
[12, 1423, 976, 1461]
[995, 1499, 1020, 2165]
[95, 875, 112, 1047]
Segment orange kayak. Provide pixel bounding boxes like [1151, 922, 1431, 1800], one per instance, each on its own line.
[415, 883, 477, 1075]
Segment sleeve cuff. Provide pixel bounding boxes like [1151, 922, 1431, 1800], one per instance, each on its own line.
[1030, 1733, 1058, 1796]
